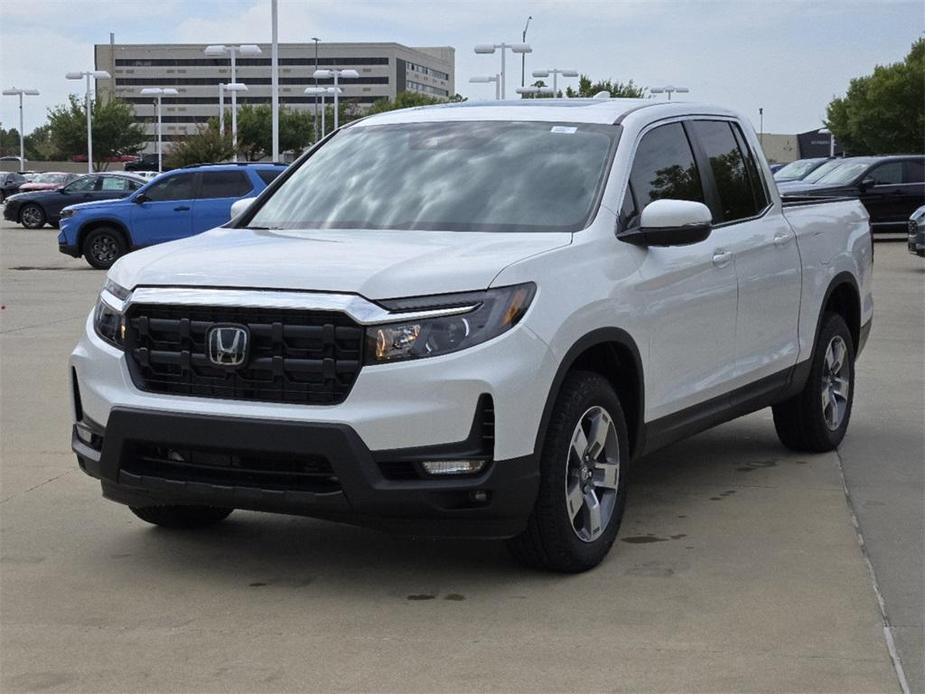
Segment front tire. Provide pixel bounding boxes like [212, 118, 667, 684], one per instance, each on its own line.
[508, 371, 629, 573]
[130, 505, 233, 529]
[773, 312, 855, 452]
[19, 203, 45, 229]
[82, 227, 127, 269]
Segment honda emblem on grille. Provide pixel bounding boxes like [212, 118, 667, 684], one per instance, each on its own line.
[207, 324, 249, 367]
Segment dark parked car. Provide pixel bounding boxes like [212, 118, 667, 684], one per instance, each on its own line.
[124, 153, 171, 172]
[772, 157, 832, 183]
[781, 155, 925, 233]
[0, 172, 27, 202]
[3, 173, 145, 229]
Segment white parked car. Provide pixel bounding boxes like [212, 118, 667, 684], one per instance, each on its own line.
[70, 99, 873, 572]
[128, 170, 161, 181]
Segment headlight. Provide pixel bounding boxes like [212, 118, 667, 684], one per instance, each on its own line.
[93, 279, 130, 348]
[59, 208, 77, 219]
[365, 283, 535, 364]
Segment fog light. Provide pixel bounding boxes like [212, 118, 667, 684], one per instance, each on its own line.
[420, 460, 487, 476]
[75, 423, 94, 445]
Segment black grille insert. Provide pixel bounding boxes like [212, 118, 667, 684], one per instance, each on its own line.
[123, 442, 340, 493]
[125, 303, 364, 405]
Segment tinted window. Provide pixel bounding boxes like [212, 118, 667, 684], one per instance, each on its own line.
[144, 173, 196, 201]
[624, 122, 704, 224]
[64, 176, 97, 192]
[199, 171, 252, 199]
[257, 169, 284, 185]
[868, 162, 903, 185]
[101, 177, 134, 191]
[903, 160, 924, 183]
[729, 122, 769, 213]
[249, 121, 619, 233]
[689, 120, 756, 222]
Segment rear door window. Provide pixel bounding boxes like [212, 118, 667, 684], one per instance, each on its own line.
[101, 177, 133, 191]
[199, 171, 252, 199]
[903, 160, 924, 184]
[257, 169, 284, 185]
[868, 162, 903, 185]
[624, 122, 705, 226]
[688, 120, 759, 223]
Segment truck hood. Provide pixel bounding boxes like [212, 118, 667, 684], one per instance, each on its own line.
[110, 226, 572, 299]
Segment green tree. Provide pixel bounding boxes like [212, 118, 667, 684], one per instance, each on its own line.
[366, 91, 449, 114]
[47, 95, 146, 170]
[25, 124, 62, 161]
[825, 39, 924, 155]
[566, 75, 646, 99]
[165, 125, 235, 168]
[0, 127, 21, 157]
[234, 104, 314, 160]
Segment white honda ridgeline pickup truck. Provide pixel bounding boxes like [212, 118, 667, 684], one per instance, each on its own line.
[71, 99, 872, 572]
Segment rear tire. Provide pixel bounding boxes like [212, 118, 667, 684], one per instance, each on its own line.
[83, 227, 127, 269]
[507, 371, 629, 573]
[130, 505, 233, 529]
[773, 312, 855, 452]
[19, 203, 45, 229]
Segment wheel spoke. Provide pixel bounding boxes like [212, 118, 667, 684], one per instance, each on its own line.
[832, 376, 850, 399]
[581, 489, 603, 539]
[594, 460, 620, 490]
[821, 386, 831, 412]
[571, 426, 589, 461]
[586, 411, 610, 459]
[566, 480, 584, 521]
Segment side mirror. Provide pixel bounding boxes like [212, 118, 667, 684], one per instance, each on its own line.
[230, 196, 257, 220]
[859, 177, 876, 191]
[620, 199, 713, 247]
[133, 193, 148, 204]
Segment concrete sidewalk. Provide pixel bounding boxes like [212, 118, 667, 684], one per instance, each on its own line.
[0, 224, 904, 693]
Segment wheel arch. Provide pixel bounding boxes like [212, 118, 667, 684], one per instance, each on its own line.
[18, 200, 46, 224]
[77, 219, 132, 255]
[535, 328, 645, 461]
[818, 272, 861, 353]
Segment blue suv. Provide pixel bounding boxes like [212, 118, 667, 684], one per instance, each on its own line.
[58, 163, 286, 268]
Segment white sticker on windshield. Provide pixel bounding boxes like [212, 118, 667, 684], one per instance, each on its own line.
[550, 126, 578, 134]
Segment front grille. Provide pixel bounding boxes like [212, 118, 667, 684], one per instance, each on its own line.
[123, 442, 340, 493]
[125, 304, 364, 405]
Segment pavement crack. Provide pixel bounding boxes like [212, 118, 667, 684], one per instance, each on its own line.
[0, 470, 73, 504]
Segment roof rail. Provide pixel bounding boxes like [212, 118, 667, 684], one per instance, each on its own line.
[180, 161, 288, 169]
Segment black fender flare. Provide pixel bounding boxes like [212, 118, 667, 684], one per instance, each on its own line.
[533, 327, 646, 461]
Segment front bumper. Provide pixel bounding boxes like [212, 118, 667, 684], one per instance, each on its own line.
[3, 201, 20, 222]
[73, 408, 539, 538]
[908, 227, 925, 257]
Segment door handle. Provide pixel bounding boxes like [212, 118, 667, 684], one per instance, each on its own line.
[773, 232, 793, 247]
[173, 206, 191, 211]
[712, 249, 732, 268]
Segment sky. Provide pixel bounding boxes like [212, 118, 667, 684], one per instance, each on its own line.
[0, 0, 922, 136]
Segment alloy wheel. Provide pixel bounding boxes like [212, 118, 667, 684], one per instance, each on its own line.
[90, 234, 119, 265]
[565, 405, 621, 542]
[821, 335, 850, 431]
[21, 205, 43, 228]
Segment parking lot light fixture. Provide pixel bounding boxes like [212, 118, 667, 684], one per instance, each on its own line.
[140, 87, 178, 173]
[304, 86, 341, 139]
[218, 82, 247, 141]
[531, 68, 578, 97]
[469, 75, 501, 100]
[649, 85, 690, 101]
[2, 87, 40, 169]
[312, 69, 358, 130]
[204, 45, 262, 161]
[66, 70, 111, 172]
[473, 42, 532, 99]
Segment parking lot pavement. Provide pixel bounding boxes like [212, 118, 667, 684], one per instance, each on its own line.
[0, 220, 914, 693]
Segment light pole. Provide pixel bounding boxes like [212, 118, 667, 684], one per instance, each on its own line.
[312, 69, 358, 130]
[311, 38, 321, 142]
[204, 44, 262, 161]
[1, 87, 40, 169]
[469, 75, 501, 100]
[474, 42, 532, 99]
[304, 87, 341, 139]
[271, 0, 279, 161]
[759, 107, 764, 150]
[531, 69, 578, 97]
[650, 85, 690, 101]
[218, 83, 247, 137]
[520, 16, 532, 87]
[820, 128, 836, 157]
[140, 87, 178, 173]
[65, 70, 111, 172]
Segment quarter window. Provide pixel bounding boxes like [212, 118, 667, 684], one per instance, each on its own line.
[144, 173, 196, 201]
[199, 171, 252, 199]
[257, 169, 284, 186]
[689, 120, 757, 223]
[903, 160, 924, 184]
[624, 122, 704, 225]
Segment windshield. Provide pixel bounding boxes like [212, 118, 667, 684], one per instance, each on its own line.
[802, 159, 844, 183]
[773, 158, 825, 181]
[247, 121, 620, 233]
[815, 161, 872, 185]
